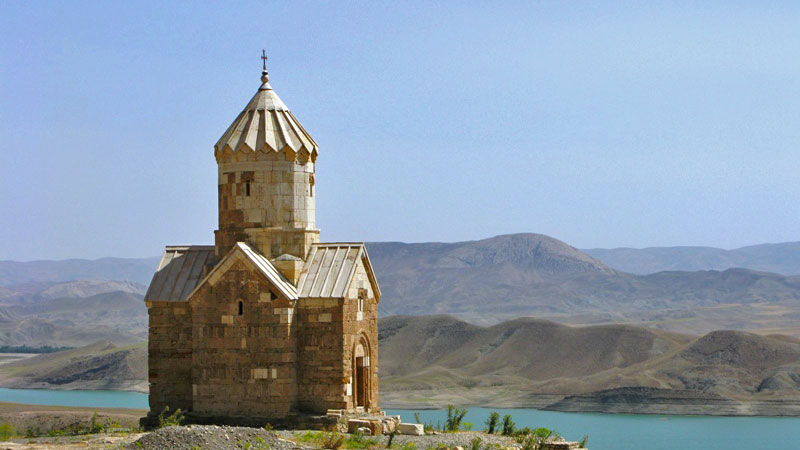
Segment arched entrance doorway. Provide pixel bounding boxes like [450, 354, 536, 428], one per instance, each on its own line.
[353, 337, 371, 409]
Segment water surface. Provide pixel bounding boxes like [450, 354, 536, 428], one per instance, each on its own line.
[1, 388, 798, 450]
[0, 387, 148, 409]
[386, 407, 800, 450]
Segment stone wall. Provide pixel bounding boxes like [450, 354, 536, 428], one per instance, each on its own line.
[215, 150, 318, 259]
[294, 257, 380, 414]
[342, 259, 380, 412]
[147, 301, 193, 414]
[296, 297, 347, 413]
[190, 258, 299, 419]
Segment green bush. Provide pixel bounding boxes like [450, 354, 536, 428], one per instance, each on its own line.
[445, 404, 468, 432]
[253, 436, 271, 450]
[296, 431, 321, 443]
[0, 424, 15, 441]
[320, 430, 345, 449]
[484, 412, 500, 434]
[469, 437, 482, 450]
[89, 412, 104, 434]
[386, 428, 398, 448]
[512, 427, 558, 450]
[157, 406, 185, 428]
[501, 415, 515, 436]
[578, 435, 589, 448]
[344, 430, 378, 450]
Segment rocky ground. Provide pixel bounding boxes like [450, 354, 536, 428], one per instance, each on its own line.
[0, 426, 524, 450]
[128, 425, 305, 450]
[278, 430, 516, 450]
[0, 403, 143, 438]
[0, 433, 143, 449]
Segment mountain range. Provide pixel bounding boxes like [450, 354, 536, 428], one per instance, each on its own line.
[3, 233, 800, 338]
[366, 234, 800, 335]
[0, 281, 147, 347]
[0, 257, 159, 286]
[583, 242, 800, 275]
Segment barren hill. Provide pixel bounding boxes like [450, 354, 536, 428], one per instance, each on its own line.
[0, 341, 147, 392]
[380, 315, 690, 381]
[379, 316, 800, 414]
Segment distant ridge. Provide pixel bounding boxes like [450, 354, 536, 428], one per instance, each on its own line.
[0, 256, 160, 286]
[371, 233, 615, 275]
[584, 241, 800, 275]
[366, 233, 800, 333]
[3, 233, 800, 335]
[0, 286, 147, 347]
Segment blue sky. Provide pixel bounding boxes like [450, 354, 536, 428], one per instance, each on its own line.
[2, 1, 800, 260]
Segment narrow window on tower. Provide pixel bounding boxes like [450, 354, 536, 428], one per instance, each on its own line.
[309, 173, 315, 197]
[245, 182, 251, 197]
[238, 300, 244, 316]
[357, 288, 366, 321]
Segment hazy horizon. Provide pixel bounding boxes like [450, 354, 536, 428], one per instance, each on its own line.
[3, 1, 800, 260]
[3, 232, 800, 263]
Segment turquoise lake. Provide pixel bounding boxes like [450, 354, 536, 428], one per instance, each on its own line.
[1, 388, 799, 450]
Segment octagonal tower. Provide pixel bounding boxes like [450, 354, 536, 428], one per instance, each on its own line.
[213, 62, 319, 261]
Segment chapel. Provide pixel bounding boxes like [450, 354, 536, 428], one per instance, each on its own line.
[142, 55, 381, 425]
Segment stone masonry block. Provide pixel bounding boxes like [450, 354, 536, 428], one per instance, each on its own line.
[397, 423, 424, 436]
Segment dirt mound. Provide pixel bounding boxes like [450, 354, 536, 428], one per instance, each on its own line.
[128, 426, 301, 450]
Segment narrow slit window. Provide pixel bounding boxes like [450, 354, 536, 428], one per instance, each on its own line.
[245, 182, 251, 196]
[238, 300, 244, 316]
[357, 288, 367, 312]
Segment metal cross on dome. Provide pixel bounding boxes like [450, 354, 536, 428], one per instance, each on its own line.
[261, 50, 268, 71]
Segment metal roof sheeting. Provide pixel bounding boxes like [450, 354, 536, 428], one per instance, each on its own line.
[144, 246, 216, 302]
[297, 243, 369, 299]
[145, 242, 376, 303]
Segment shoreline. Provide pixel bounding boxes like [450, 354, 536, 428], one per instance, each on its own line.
[3, 386, 800, 418]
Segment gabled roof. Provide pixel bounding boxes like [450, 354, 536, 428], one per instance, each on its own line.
[297, 243, 381, 300]
[144, 246, 216, 302]
[214, 71, 318, 158]
[185, 242, 298, 302]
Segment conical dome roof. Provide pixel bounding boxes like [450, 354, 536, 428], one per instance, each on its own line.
[215, 69, 318, 158]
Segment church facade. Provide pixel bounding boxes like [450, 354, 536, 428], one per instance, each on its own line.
[143, 59, 380, 424]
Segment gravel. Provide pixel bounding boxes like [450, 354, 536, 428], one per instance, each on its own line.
[378, 431, 516, 449]
[128, 426, 518, 450]
[128, 425, 313, 450]
[277, 430, 517, 450]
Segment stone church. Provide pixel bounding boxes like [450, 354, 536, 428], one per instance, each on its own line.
[142, 58, 381, 425]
